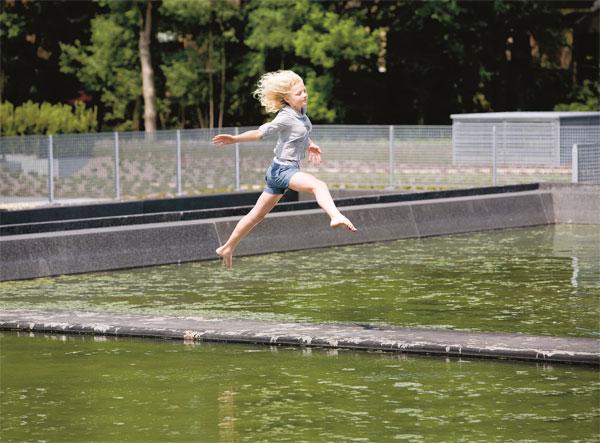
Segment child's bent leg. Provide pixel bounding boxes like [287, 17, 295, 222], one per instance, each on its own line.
[216, 191, 283, 268]
[288, 172, 356, 231]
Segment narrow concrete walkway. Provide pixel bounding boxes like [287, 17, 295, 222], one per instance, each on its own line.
[2, 309, 598, 365]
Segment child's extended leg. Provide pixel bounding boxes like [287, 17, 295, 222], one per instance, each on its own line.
[288, 172, 356, 231]
[216, 192, 283, 268]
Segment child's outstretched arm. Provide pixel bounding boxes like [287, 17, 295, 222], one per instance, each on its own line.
[212, 129, 262, 146]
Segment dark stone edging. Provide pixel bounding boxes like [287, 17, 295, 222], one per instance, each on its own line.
[1, 310, 598, 366]
[0, 191, 290, 225]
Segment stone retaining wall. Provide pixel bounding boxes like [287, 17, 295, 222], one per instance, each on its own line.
[1, 188, 566, 281]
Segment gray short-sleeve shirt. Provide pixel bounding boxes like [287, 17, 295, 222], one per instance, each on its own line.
[257, 105, 312, 165]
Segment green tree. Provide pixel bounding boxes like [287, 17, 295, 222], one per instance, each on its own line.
[328, 0, 586, 123]
[59, 0, 160, 132]
[554, 80, 600, 112]
[2, 0, 596, 131]
[0, 0, 100, 105]
[160, 0, 241, 128]
[60, 5, 141, 131]
[243, 0, 379, 122]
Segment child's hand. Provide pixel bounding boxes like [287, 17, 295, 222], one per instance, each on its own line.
[308, 143, 321, 166]
[212, 134, 235, 146]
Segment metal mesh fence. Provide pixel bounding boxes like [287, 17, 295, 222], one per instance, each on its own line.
[0, 134, 49, 203]
[52, 132, 116, 200]
[496, 122, 566, 185]
[117, 131, 177, 199]
[562, 125, 600, 165]
[393, 126, 453, 189]
[573, 142, 600, 184]
[1, 123, 597, 206]
[452, 121, 571, 186]
[181, 128, 237, 195]
[309, 125, 390, 189]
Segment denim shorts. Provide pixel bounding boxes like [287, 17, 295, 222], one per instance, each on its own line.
[264, 161, 299, 195]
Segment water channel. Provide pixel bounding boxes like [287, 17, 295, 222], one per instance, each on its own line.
[1, 333, 598, 442]
[1, 225, 598, 337]
[1, 224, 598, 441]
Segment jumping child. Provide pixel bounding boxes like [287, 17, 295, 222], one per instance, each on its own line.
[212, 70, 356, 268]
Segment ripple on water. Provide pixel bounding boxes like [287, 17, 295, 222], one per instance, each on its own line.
[0, 225, 598, 337]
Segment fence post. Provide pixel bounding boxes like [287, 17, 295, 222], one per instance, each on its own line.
[388, 125, 395, 189]
[451, 122, 457, 166]
[503, 119, 507, 169]
[571, 144, 578, 184]
[176, 129, 182, 195]
[48, 134, 54, 203]
[234, 127, 240, 191]
[114, 132, 120, 199]
[555, 121, 561, 167]
[492, 125, 497, 186]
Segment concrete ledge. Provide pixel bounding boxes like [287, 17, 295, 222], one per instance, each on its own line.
[0, 221, 219, 280]
[540, 184, 600, 224]
[1, 309, 598, 365]
[0, 190, 556, 280]
[410, 191, 553, 236]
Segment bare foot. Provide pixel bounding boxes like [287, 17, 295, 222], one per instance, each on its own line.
[216, 245, 234, 268]
[330, 214, 357, 232]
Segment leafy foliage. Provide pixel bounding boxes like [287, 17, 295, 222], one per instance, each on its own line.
[59, 4, 141, 130]
[1, 100, 97, 136]
[554, 80, 600, 112]
[1, 0, 597, 132]
[244, 0, 379, 122]
[159, 0, 241, 128]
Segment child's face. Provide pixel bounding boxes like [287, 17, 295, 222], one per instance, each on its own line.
[285, 81, 308, 111]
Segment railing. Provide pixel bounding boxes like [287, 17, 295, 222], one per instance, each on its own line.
[0, 124, 598, 206]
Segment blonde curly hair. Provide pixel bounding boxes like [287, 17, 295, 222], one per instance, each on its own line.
[253, 70, 303, 113]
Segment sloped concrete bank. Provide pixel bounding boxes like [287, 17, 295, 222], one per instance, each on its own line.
[1, 184, 597, 281]
[1, 309, 598, 365]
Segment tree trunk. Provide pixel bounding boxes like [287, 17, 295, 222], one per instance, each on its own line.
[208, 29, 214, 129]
[139, 0, 157, 133]
[133, 97, 141, 131]
[197, 106, 206, 129]
[218, 44, 225, 129]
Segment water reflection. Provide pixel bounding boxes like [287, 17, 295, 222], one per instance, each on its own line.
[1, 333, 598, 442]
[218, 387, 236, 442]
[551, 223, 599, 292]
[572, 256, 579, 289]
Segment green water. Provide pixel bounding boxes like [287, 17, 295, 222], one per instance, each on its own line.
[1, 333, 598, 442]
[1, 225, 598, 337]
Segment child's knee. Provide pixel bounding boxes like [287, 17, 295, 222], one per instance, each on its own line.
[314, 179, 328, 191]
